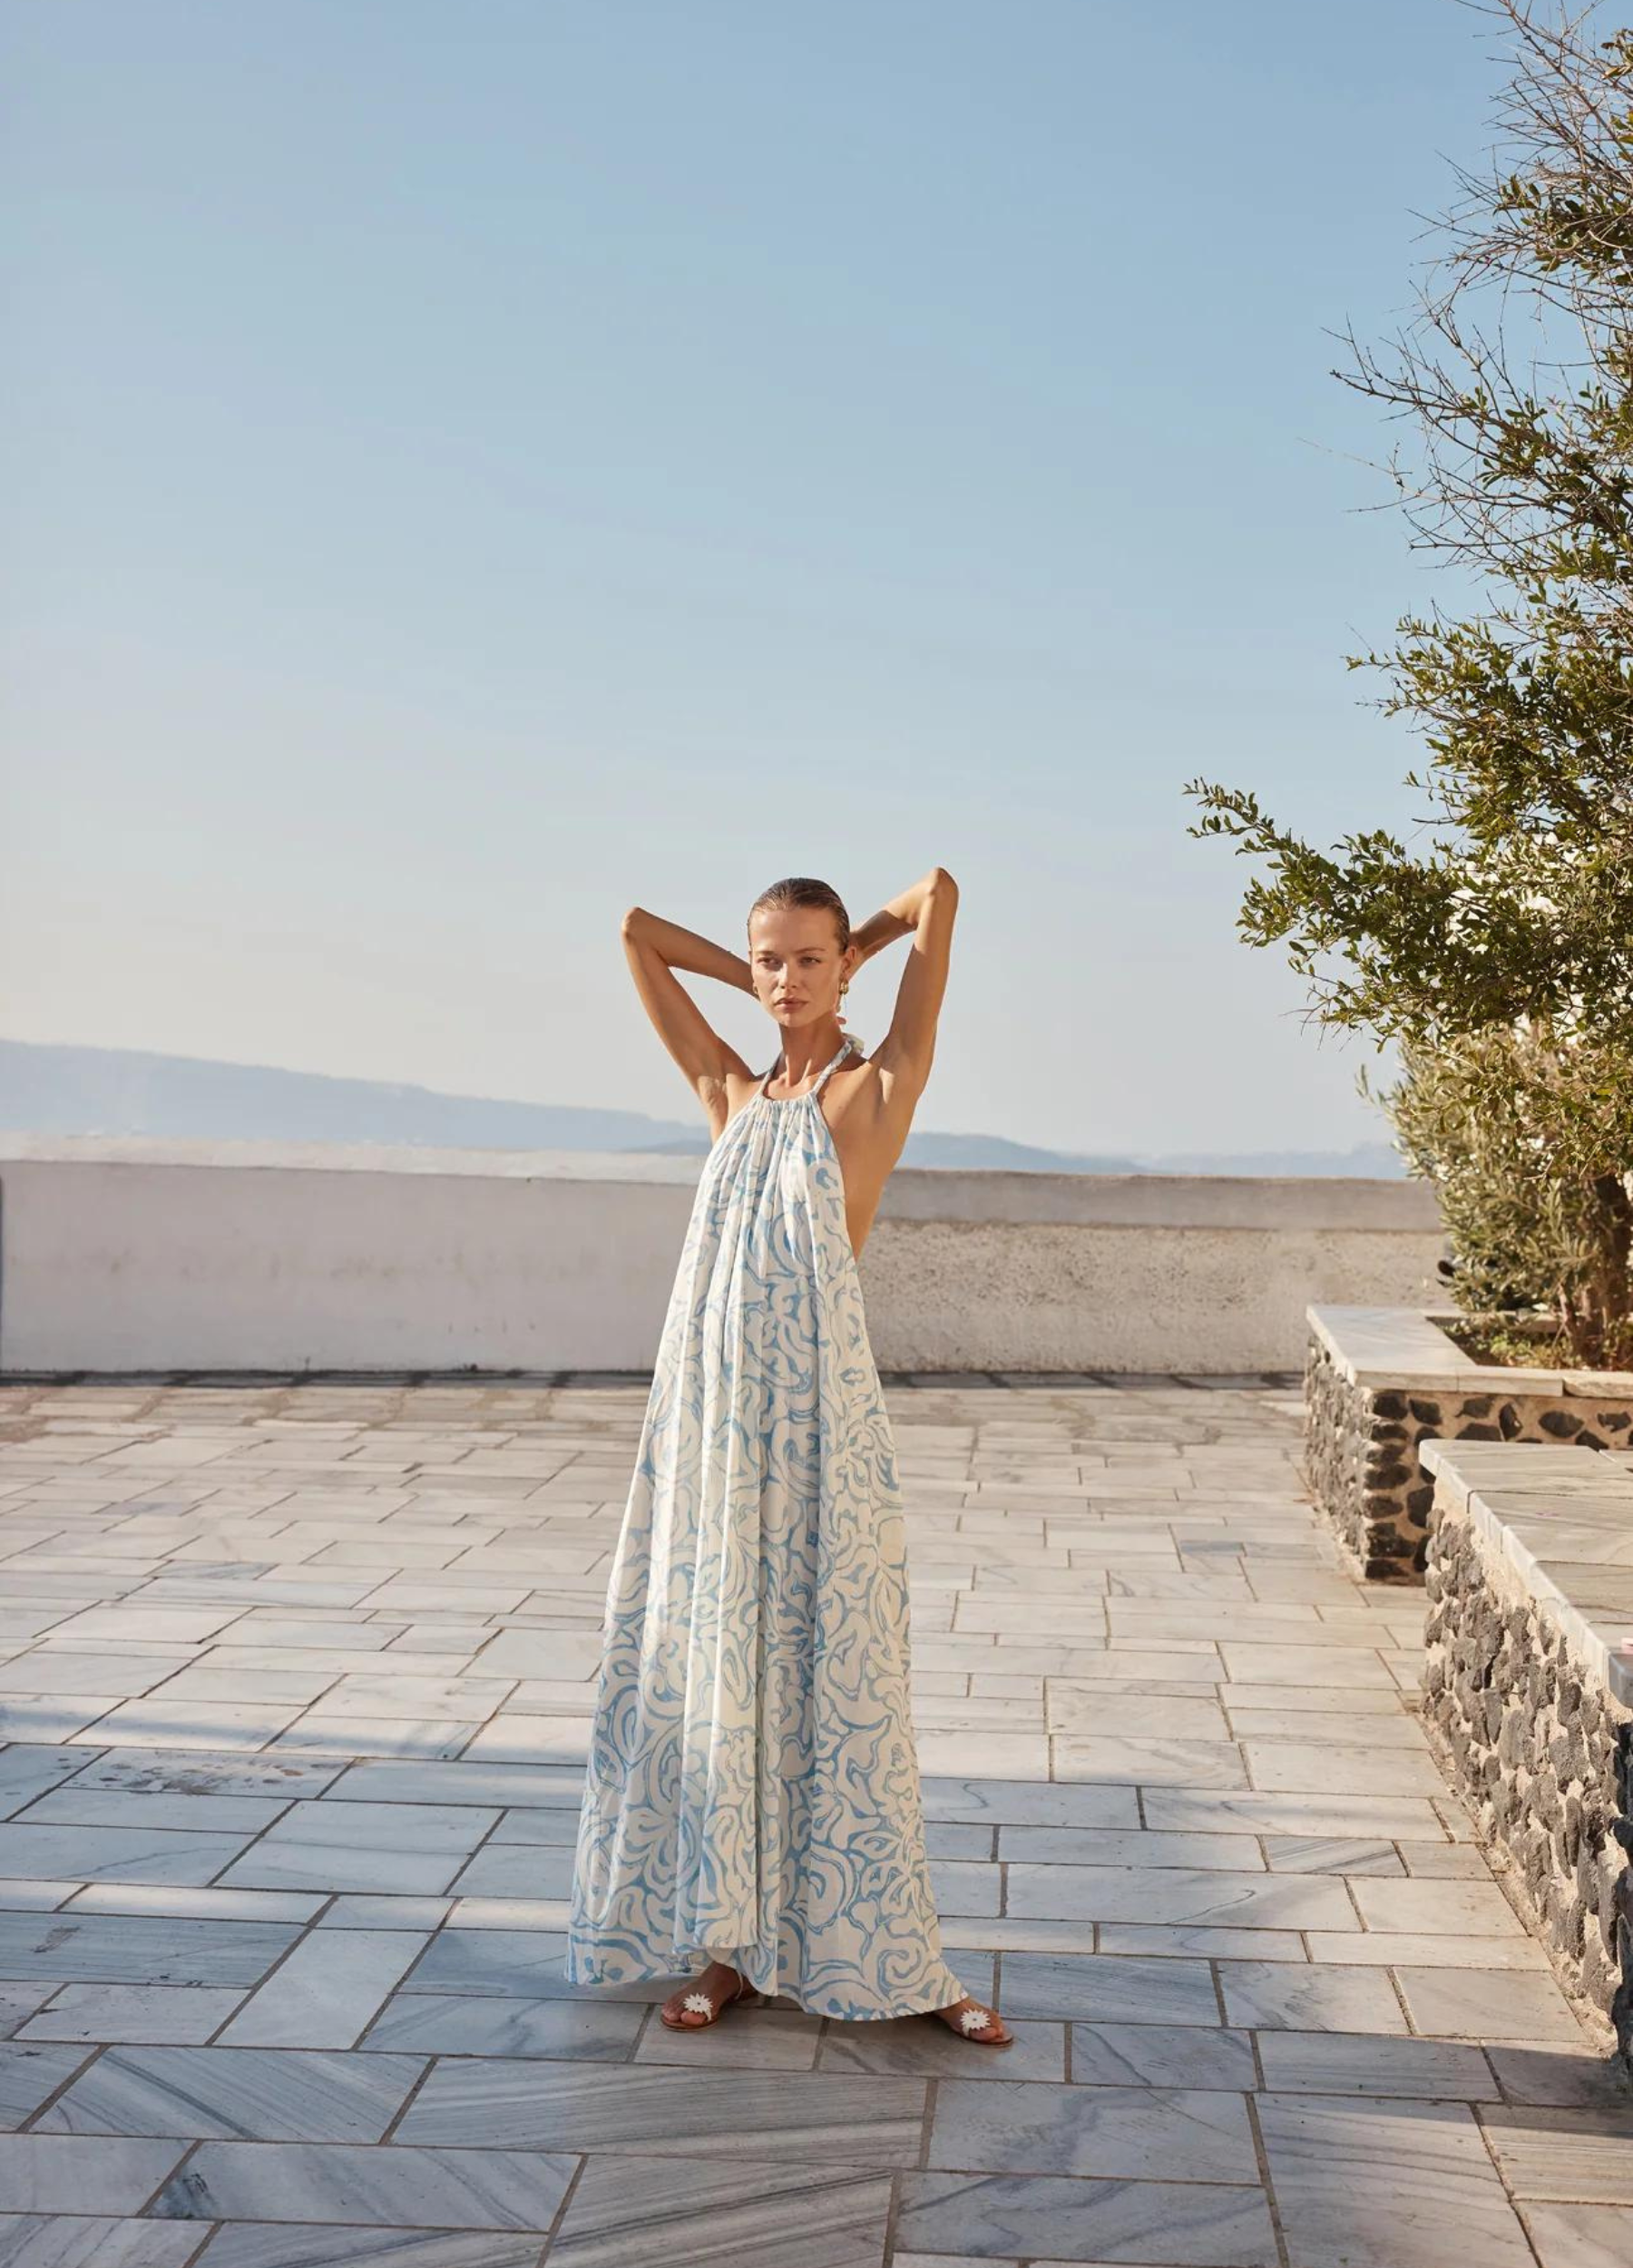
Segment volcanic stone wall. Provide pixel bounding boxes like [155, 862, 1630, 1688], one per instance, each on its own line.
[1305, 1330, 1633, 1582]
[1423, 1485, 1632, 2072]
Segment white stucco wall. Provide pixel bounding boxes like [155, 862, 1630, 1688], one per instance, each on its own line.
[0, 1139, 1446, 1376]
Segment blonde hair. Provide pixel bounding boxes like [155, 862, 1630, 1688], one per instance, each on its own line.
[747, 875, 851, 951]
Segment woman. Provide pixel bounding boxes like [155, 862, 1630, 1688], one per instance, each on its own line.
[564, 866, 1011, 2044]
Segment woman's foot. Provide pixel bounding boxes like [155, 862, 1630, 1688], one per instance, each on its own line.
[659, 1960, 751, 2030]
[932, 1994, 1013, 2046]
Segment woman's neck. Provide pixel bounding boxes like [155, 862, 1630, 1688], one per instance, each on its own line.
[772, 1020, 846, 1088]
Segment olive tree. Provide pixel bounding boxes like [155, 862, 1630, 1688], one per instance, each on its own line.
[1187, 0, 1633, 1366]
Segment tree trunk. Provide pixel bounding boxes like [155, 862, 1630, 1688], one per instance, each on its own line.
[1560, 1174, 1633, 1370]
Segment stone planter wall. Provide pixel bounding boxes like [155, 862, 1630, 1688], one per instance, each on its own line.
[1419, 1439, 1633, 2073]
[1305, 1306, 1633, 1582]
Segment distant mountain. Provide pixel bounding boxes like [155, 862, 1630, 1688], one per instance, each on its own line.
[0, 1038, 1405, 1178]
[0, 1038, 697, 1154]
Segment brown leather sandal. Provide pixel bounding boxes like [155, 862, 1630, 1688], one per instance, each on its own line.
[932, 1995, 1014, 2046]
[659, 1969, 753, 2029]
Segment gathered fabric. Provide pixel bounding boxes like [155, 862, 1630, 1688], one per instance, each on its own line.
[565, 1033, 965, 2019]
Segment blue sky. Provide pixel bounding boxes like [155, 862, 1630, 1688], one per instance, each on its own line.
[5, 0, 1511, 1151]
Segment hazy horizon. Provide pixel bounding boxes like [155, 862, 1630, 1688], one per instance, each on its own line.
[5, 1, 1505, 1151]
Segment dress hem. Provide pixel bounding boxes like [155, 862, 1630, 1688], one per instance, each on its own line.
[562, 1949, 969, 2024]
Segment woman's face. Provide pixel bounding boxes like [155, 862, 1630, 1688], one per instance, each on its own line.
[747, 905, 856, 1030]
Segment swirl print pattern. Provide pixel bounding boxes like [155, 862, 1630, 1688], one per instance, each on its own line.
[565, 1034, 967, 2019]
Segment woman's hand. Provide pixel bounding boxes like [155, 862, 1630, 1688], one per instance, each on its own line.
[849, 867, 957, 966]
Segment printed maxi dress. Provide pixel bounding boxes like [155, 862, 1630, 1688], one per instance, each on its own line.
[565, 1032, 968, 2019]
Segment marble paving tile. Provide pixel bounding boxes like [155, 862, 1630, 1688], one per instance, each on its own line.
[1097, 1922, 1315, 1962]
[922, 1778, 1139, 1829]
[1004, 1864, 1354, 1931]
[71, 1703, 301, 1752]
[997, 1825, 1266, 1871]
[67, 1885, 323, 1923]
[300, 1677, 515, 1721]
[220, 1929, 429, 2048]
[361, 1990, 643, 2059]
[0, 1824, 252, 1888]
[0, 1983, 60, 2037]
[1050, 1737, 1250, 1788]
[1305, 1931, 1546, 1970]
[446, 1844, 572, 1900]
[0, 2042, 89, 2127]
[1256, 2028, 1496, 2097]
[1217, 1961, 1408, 2034]
[1522, 2201, 1633, 2267]
[14, 1790, 293, 1835]
[1479, 2103, 1633, 2202]
[0, 1702, 120, 1744]
[1347, 1877, 1528, 1936]
[19, 1984, 248, 2044]
[545, 2155, 894, 2268]
[220, 1799, 497, 1898]
[0, 1747, 90, 1818]
[633, 2005, 825, 2070]
[1240, 1741, 1452, 1797]
[1143, 1788, 1446, 1839]
[1069, 2022, 1256, 2090]
[192, 2228, 549, 2268]
[60, 1749, 340, 1800]
[1044, 1689, 1231, 1737]
[1262, 1834, 1404, 1875]
[0, 1657, 197, 1700]
[402, 1927, 580, 1999]
[816, 2018, 1061, 2082]
[1255, 2089, 1535, 2266]
[271, 1718, 475, 1761]
[0, 2216, 202, 2266]
[50, 1609, 246, 1647]
[218, 1616, 406, 1650]
[0, 1911, 299, 1987]
[150, 2140, 574, 2230]
[894, 2170, 1278, 2266]
[396, 2060, 924, 2160]
[999, 1951, 1221, 2026]
[37, 2043, 424, 2142]
[316, 1895, 452, 1930]
[0, 2135, 191, 2214]
[1481, 2042, 1633, 2108]
[928, 2077, 1258, 2180]
[915, 1733, 1051, 1781]
[320, 1760, 582, 1807]
[0, 1882, 76, 1911]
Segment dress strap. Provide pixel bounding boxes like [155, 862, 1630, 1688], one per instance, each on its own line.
[757, 1032, 856, 1100]
[810, 1033, 856, 1095]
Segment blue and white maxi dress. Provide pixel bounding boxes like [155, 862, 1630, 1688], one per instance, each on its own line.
[565, 1032, 967, 2019]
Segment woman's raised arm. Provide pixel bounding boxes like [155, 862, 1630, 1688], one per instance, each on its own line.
[621, 905, 757, 1110]
[860, 865, 960, 1097]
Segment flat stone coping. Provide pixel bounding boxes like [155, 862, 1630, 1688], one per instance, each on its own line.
[1309, 1304, 1633, 1400]
[0, 1137, 1445, 1231]
[1420, 1437, 1633, 1706]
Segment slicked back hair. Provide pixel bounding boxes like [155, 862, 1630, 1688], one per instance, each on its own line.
[747, 875, 851, 952]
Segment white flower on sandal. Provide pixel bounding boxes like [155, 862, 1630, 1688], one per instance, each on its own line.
[959, 2005, 993, 2034]
[681, 1990, 716, 2017]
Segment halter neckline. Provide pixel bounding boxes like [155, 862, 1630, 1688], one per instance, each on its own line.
[757, 1032, 856, 1104]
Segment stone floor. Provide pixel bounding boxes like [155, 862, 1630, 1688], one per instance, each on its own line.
[0, 1373, 1628, 2268]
